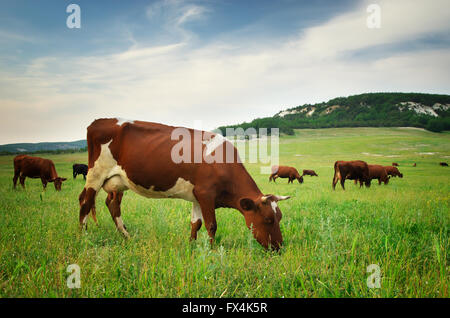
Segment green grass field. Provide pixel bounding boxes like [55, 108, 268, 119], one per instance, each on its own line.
[0, 127, 448, 297]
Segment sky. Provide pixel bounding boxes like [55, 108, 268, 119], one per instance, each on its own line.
[0, 0, 449, 144]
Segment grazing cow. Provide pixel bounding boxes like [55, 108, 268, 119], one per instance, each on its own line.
[384, 166, 403, 178]
[73, 163, 88, 180]
[392, 162, 399, 166]
[365, 165, 390, 186]
[269, 166, 304, 184]
[302, 169, 318, 177]
[412, 163, 416, 167]
[78, 118, 291, 250]
[332, 160, 369, 190]
[440, 162, 448, 166]
[13, 155, 67, 191]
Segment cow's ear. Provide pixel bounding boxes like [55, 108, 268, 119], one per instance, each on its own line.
[61, 177, 67, 182]
[240, 198, 256, 211]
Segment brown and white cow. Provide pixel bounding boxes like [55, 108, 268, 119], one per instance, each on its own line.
[302, 169, 318, 177]
[13, 155, 67, 191]
[384, 166, 403, 178]
[78, 118, 290, 250]
[332, 160, 369, 190]
[269, 166, 303, 184]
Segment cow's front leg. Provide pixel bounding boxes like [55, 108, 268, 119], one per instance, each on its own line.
[195, 192, 217, 246]
[41, 177, 47, 190]
[190, 200, 203, 240]
[19, 175, 26, 189]
[340, 178, 346, 190]
[106, 191, 129, 237]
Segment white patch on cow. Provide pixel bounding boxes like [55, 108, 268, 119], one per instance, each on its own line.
[191, 200, 203, 223]
[116, 118, 135, 126]
[102, 175, 128, 193]
[85, 140, 117, 191]
[85, 139, 196, 202]
[271, 201, 278, 215]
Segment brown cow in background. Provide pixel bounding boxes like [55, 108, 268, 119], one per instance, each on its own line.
[440, 162, 448, 166]
[392, 162, 399, 166]
[366, 165, 390, 186]
[269, 165, 304, 184]
[384, 166, 403, 178]
[332, 160, 369, 190]
[13, 155, 67, 191]
[302, 169, 318, 177]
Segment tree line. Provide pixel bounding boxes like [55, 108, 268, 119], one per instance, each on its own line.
[217, 92, 450, 136]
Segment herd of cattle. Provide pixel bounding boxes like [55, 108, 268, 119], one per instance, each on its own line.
[9, 118, 450, 250]
[268, 162, 405, 190]
[14, 158, 426, 191]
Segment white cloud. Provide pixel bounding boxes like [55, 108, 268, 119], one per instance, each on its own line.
[0, 0, 449, 143]
[298, 0, 450, 59]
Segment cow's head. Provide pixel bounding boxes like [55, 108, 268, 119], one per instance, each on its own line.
[51, 177, 67, 191]
[297, 175, 304, 184]
[399, 173, 403, 178]
[239, 194, 290, 251]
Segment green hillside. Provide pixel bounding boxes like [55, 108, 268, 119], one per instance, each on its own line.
[0, 140, 87, 155]
[218, 92, 450, 135]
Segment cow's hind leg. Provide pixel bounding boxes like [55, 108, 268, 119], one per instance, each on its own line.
[190, 200, 203, 240]
[78, 187, 98, 230]
[79, 160, 116, 230]
[106, 191, 129, 237]
[332, 171, 340, 190]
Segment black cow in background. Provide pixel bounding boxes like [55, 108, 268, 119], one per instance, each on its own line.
[73, 163, 88, 180]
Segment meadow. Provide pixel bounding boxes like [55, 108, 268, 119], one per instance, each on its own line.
[0, 127, 448, 298]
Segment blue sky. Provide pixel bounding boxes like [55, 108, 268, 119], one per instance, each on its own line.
[0, 0, 449, 143]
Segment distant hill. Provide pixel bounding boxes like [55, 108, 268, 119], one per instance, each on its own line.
[217, 92, 450, 135]
[0, 140, 87, 155]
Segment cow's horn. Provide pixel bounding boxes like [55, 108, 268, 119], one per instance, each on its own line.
[275, 195, 290, 201]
